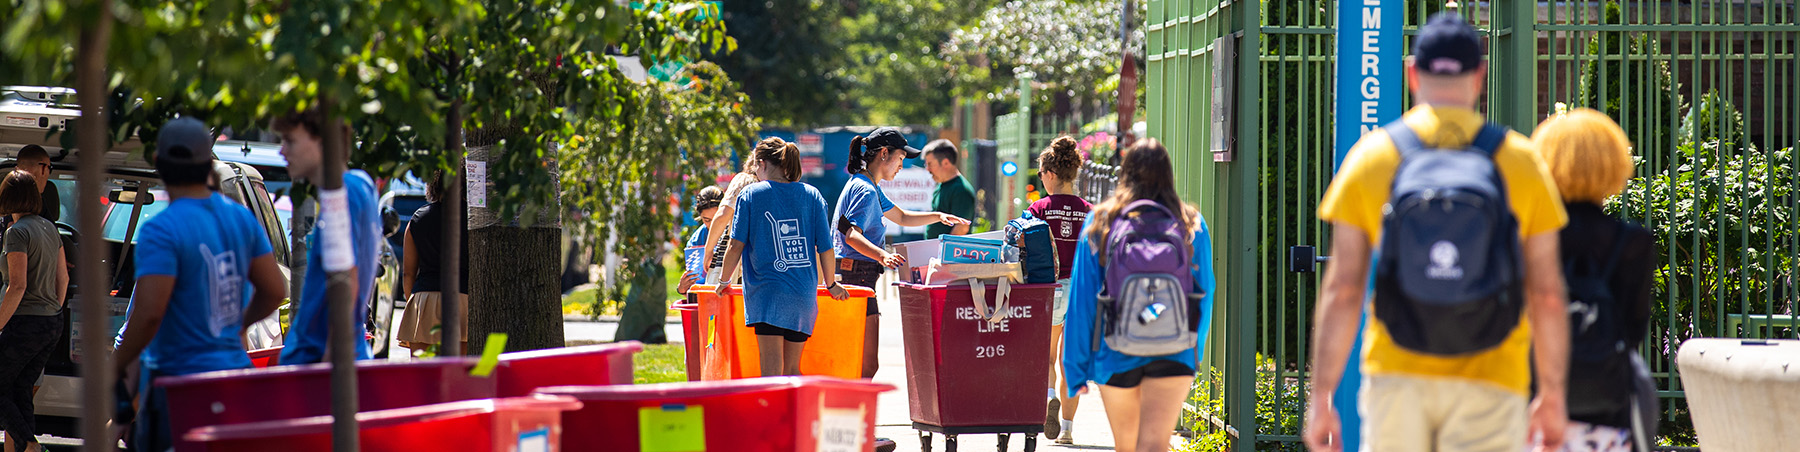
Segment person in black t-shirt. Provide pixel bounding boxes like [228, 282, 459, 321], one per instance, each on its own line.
[395, 174, 469, 355]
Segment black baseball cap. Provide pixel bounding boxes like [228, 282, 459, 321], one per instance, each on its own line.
[156, 117, 216, 166]
[864, 127, 921, 158]
[1414, 13, 1485, 76]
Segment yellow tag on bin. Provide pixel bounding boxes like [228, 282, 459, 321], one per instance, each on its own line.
[640, 404, 706, 452]
[469, 333, 508, 377]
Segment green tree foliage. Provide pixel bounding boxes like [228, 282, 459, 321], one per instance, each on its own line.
[840, 0, 998, 125]
[560, 61, 759, 309]
[713, 0, 853, 126]
[942, 0, 1144, 107]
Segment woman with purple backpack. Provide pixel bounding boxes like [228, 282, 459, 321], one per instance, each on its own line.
[1061, 139, 1215, 452]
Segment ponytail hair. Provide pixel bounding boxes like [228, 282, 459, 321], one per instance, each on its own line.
[754, 137, 802, 182]
[1038, 135, 1083, 181]
[846, 136, 869, 175]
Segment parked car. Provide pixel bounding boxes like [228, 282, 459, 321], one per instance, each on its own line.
[213, 141, 403, 358]
[1, 86, 402, 438]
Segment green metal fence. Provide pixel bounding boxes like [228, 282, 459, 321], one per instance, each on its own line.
[1148, 0, 1799, 449]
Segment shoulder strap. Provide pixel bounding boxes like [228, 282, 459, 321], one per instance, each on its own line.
[1599, 222, 1630, 278]
[1468, 123, 1510, 158]
[1120, 199, 1173, 218]
[1383, 119, 1427, 159]
[1386, 120, 1511, 159]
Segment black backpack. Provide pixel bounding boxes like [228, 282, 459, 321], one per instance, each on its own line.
[1372, 121, 1526, 356]
[1005, 212, 1058, 284]
[1565, 225, 1638, 418]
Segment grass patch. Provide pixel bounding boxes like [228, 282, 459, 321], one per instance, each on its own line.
[632, 343, 688, 384]
[560, 341, 688, 385]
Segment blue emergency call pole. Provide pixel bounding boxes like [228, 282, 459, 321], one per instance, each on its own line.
[1329, 0, 1404, 449]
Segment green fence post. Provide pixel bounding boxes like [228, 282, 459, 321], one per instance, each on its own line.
[1492, 0, 1538, 132]
[1227, 0, 1262, 450]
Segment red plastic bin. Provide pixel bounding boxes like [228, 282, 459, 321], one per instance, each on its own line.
[156, 357, 493, 451]
[494, 342, 642, 397]
[248, 346, 281, 368]
[693, 284, 875, 380]
[537, 376, 893, 452]
[897, 282, 1056, 431]
[183, 395, 581, 452]
[675, 301, 702, 381]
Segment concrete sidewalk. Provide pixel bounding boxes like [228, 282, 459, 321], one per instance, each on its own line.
[869, 280, 1121, 452]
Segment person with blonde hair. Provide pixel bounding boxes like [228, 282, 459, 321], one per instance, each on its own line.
[1533, 109, 1657, 452]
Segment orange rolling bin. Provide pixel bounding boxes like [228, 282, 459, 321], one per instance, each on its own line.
[691, 284, 873, 379]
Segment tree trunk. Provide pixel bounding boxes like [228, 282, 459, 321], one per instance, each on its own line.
[440, 86, 465, 357]
[316, 101, 361, 452]
[468, 226, 564, 351]
[465, 145, 564, 353]
[74, 3, 115, 450]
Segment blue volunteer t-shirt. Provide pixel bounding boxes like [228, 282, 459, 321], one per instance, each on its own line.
[282, 170, 381, 365]
[683, 225, 710, 284]
[832, 174, 896, 262]
[134, 193, 274, 376]
[733, 181, 831, 334]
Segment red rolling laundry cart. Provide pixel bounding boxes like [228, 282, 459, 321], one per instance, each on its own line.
[182, 395, 581, 452]
[897, 282, 1059, 452]
[537, 376, 892, 452]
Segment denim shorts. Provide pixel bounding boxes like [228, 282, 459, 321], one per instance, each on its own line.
[1051, 278, 1072, 326]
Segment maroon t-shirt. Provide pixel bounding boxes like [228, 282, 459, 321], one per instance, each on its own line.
[1027, 194, 1093, 280]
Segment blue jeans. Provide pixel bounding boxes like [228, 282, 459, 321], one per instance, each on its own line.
[131, 369, 173, 452]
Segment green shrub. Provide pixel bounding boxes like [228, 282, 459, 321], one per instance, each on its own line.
[1179, 356, 1307, 452]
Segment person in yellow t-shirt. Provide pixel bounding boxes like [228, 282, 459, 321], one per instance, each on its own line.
[1302, 13, 1572, 452]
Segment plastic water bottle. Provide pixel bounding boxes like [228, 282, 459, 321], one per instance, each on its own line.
[1139, 302, 1168, 324]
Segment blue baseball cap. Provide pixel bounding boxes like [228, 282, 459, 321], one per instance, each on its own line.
[1414, 13, 1485, 76]
[155, 117, 216, 166]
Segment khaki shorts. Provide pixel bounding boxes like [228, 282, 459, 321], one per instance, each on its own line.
[397, 291, 470, 346]
[1361, 374, 1527, 452]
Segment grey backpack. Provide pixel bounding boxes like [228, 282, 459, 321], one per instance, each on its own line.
[1094, 200, 1203, 357]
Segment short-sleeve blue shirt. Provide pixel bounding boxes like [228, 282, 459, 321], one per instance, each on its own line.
[134, 193, 275, 376]
[832, 174, 896, 262]
[683, 225, 710, 284]
[282, 170, 381, 365]
[732, 181, 831, 334]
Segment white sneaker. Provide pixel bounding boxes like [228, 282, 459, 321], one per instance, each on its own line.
[1055, 430, 1074, 445]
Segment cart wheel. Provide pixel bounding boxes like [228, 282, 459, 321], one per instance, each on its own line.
[997, 433, 1011, 451]
[1023, 436, 1037, 452]
[920, 432, 933, 452]
[945, 435, 958, 452]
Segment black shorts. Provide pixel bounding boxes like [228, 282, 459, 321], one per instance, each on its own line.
[1104, 360, 1195, 388]
[750, 323, 811, 342]
[837, 258, 884, 316]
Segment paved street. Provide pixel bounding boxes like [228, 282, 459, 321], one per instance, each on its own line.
[867, 279, 1128, 452]
[545, 278, 1137, 451]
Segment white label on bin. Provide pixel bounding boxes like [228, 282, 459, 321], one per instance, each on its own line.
[816, 406, 865, 452]
[517, 427, 549, 452]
